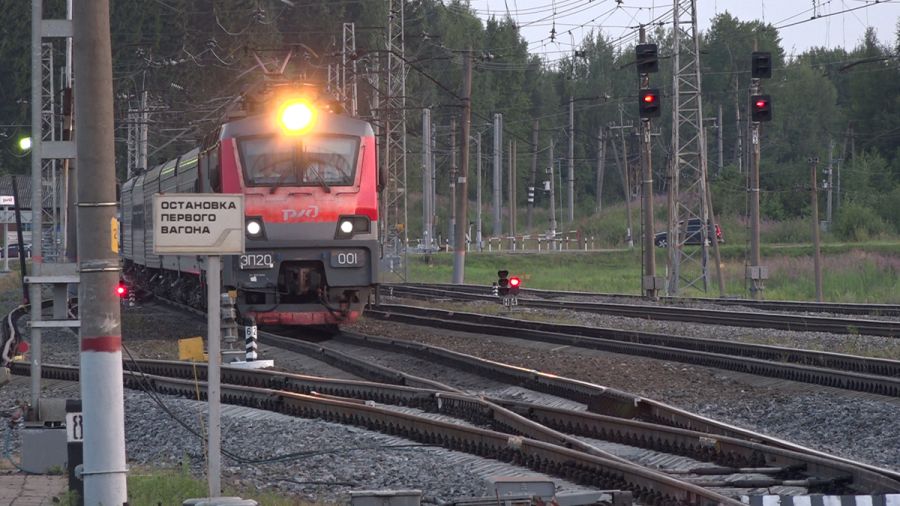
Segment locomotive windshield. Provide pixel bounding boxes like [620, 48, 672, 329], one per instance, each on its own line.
[238, 134, 359, 189]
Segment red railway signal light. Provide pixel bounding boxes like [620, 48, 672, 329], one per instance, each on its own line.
[750, 94, 772, 122]
[116, 283, 127, 298]
[509, 276, 521, 296]
[639, 89, 661, 118]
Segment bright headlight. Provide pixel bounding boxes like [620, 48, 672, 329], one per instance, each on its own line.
[339, 220, 354, 234]
[278, 100, 315, 134]
[246, 220, 262, 236]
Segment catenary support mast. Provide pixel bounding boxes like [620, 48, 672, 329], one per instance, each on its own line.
[74, 0, 129, 503]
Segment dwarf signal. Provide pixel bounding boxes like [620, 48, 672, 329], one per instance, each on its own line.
[509, 276, 521, 296]
[497, 270, 510, 296]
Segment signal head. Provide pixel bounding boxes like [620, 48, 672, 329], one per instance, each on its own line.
[638, 89, 661, 118]
[751, 51, 773, 79]
[116, 283, 128, 298]
[750, 94, 772, 122]
[635, 44, 659, 74]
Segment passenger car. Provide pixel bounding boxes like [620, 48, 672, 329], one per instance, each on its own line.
[654, 219, 723, 248]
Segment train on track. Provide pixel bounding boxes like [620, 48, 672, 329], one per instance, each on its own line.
[119, 82, 380, 327]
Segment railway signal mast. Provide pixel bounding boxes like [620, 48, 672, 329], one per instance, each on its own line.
[636, 29, 662, 299]
[748, 50, 772, 299]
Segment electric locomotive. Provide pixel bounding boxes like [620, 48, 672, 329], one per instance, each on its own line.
[120, 83, 380, 326]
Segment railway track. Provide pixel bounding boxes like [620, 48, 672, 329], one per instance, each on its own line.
[9, 353, 900, 504]
[12, 297, 898, 504]
[365, 304, 900, 397]
[381, 284, 900, 337]
[388, 283, 900, 318]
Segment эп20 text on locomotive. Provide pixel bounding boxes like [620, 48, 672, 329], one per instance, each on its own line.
[120, 83, 380, 327]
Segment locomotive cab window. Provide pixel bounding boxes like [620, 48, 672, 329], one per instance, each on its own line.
[238, 135, 358, 189]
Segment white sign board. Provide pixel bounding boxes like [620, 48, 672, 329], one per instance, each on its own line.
[0, 196, 14, 206]
[152, 193, 245, 255]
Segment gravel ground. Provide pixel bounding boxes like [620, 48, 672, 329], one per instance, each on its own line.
[346, 310, 900, 473]
[2, 280, 899, 503]
[389, 296, 900, 360]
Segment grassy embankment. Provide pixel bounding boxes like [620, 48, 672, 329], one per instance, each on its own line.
[405, 244, 900, 303]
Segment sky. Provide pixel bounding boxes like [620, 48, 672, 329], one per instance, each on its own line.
[467, 0, 900, 61]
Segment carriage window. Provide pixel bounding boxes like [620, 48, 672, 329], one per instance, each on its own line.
[238, 135, 358, 188]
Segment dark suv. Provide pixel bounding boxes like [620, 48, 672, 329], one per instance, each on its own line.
[654, 219, 723, 248]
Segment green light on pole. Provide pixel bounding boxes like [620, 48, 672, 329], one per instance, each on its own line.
[18, 137, 32, 151]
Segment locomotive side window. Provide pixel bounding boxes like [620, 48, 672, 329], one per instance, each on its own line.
[238, 135, 358, 188]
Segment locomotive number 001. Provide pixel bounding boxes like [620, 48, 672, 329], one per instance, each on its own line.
[239, 253, 273, 270]
[330, 250, 365, 268]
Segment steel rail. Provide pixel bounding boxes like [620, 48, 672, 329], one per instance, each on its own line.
[7, 361, 740, 506]
[312, 329, 900, 486]
[367, 305, 900, 397]
[383, 285, 899, 337]
[371, 303, 900, 378]
[10, 359, 900, 496]
[390, 283, 900, 317]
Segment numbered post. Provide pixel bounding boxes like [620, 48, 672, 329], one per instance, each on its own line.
[65, 400, 84, 501]
[244, 321, 258, 362]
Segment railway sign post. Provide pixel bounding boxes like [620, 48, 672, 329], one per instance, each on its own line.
[153, 193, 244, 499]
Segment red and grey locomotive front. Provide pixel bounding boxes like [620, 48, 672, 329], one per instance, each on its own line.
[218, 98, 379, 325]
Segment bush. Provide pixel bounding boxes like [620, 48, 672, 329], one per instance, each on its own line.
[872, 187, 900, 233]
[834, 204, 888, 241]
[761, 218, 810, 244]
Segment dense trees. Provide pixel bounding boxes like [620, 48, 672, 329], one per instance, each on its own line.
[0, 1, 897, 238]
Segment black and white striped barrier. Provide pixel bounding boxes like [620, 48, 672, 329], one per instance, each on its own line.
[245, 324, 258, 362]
[225, 321, 273, 370]
[742, 495, 900, 506]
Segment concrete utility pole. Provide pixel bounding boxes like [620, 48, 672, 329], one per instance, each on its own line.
[567, 96, 575, 223]
[508, 140, 515, 237]
[547, 140, 557, 246]
[595, 128, 605, 213]
[825, 138, 834, 228]
[449, 116, 457, 248]
[74, 0, 128, 503]
[609, 119, 634, 248]
[809, 157, 824, 302]
[492, 113, 503, 237]
[452, 50, 473, 283]
[527, 120, 539, 229]
[422, 108, 433, 250]
[717, 104, 724, 177]
[475, 132, 483, 251]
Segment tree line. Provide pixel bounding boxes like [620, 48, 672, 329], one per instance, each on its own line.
[0, 0, 897, 240]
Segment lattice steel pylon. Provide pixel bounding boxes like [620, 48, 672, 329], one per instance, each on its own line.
[666, 0, 711, 295]
[342, 22, 358, 116]
[379, 0, 408, 281]
[40, 41, 61, 262]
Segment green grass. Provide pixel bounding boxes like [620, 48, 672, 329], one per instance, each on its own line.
[406, 242, 900, 303]
[55, 465, 317, 506]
